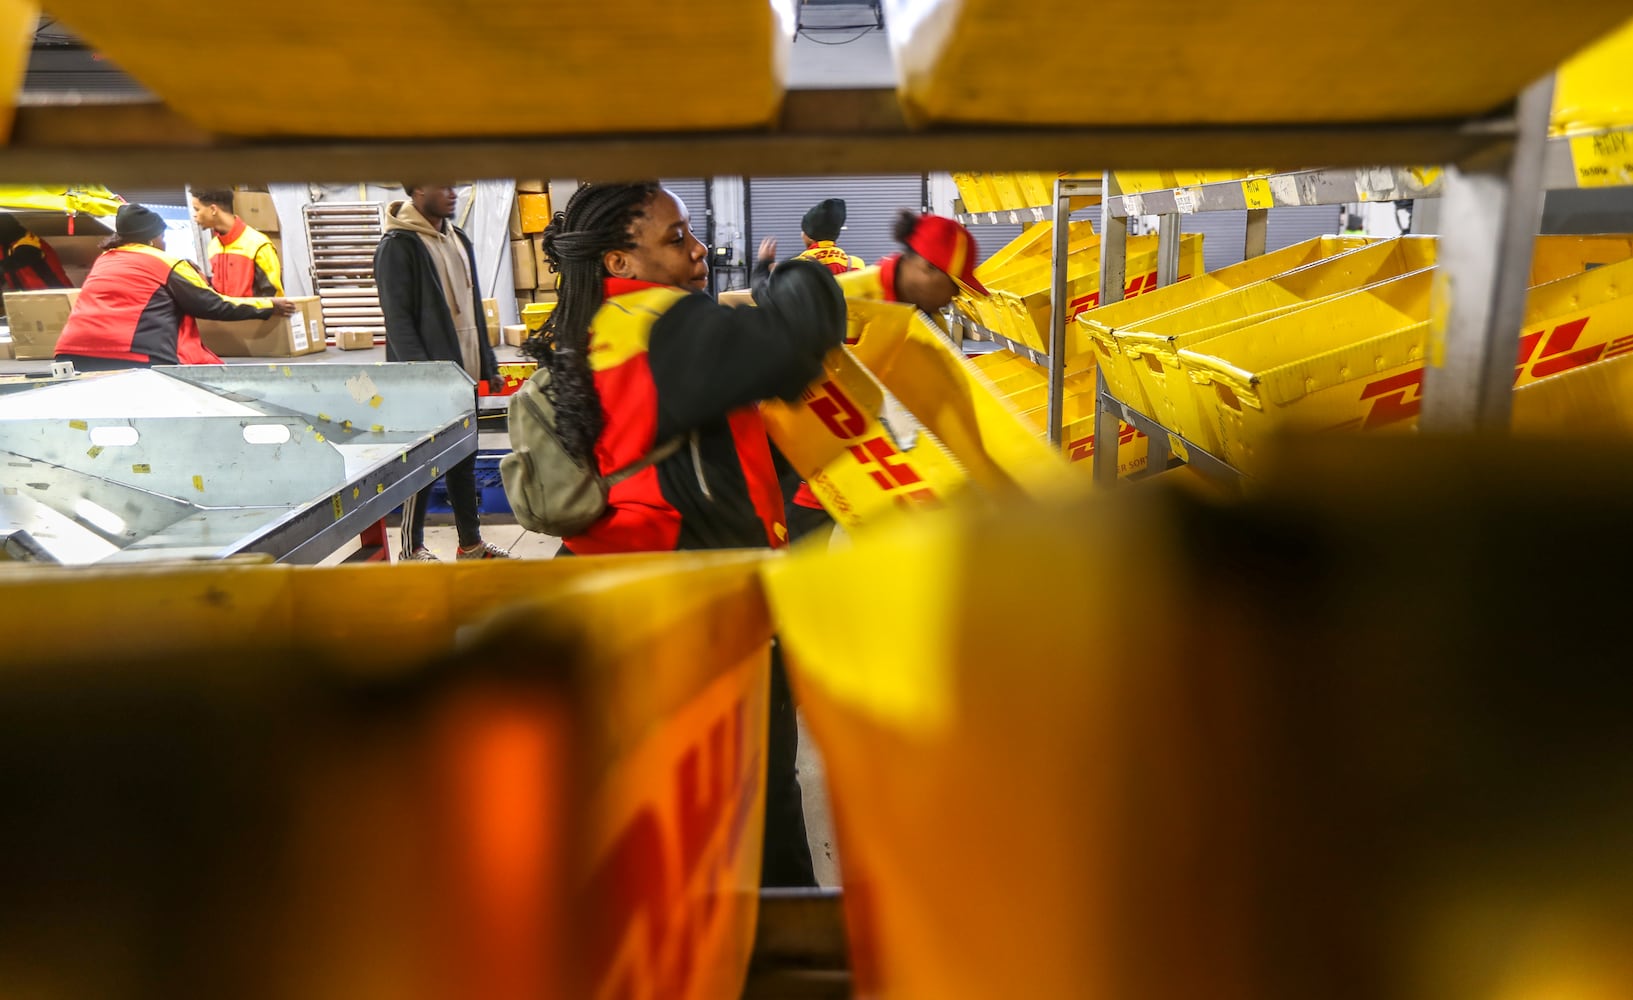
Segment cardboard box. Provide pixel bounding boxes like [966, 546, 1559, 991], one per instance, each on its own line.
[482, 297, 499, 333]
[518, 193, 551, 234]
[532, 237, 554, 290]
[199, 296, 325, 358]
[718, 289, 754, 307]
[533, 286, 558, 304]
[502, 324, 529, 348]
[234, 191, 280, 233]
[516, 296, 529, 316]
[0, 338, 14, 360]
[516, 179, 546, 193]
[508, 197, 524, 240]
[3, 289, 81, 359]
[335, 328, 374, 351]
[512, 239, 536, 289]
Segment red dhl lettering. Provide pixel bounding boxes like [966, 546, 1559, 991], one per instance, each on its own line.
[1070, 271, 1192, 317]
[1356, 314, 1612, 429]
[807, 379, 869, 439]
[848, 435, 924, 491]
[587, 697, 757, 998]
[1066, 422, 1145, 462]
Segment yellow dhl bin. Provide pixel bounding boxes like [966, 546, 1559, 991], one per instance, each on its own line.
[1512, 342, 1633, 435]
[980, 234, 1204, 353]
[1178, 255, 1633, 474]
[1076, 236, 1372, 411]
[1115, 237, 1439, 444]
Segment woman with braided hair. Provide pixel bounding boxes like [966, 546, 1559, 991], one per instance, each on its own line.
[525, 182, 845, 887]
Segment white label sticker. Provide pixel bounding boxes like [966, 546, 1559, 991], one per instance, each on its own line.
[1121, 194, 1144, 217]
[1268, 174, 1302, 206]
[310, 319, 323, 348]
[290, 315, 308, 351]
[1173, 189, 1199, 214]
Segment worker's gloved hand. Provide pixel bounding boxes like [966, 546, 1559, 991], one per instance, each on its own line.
[269, 298, 299, 317]
[488, 376, 505, 394]
[758, 258, 846, 390]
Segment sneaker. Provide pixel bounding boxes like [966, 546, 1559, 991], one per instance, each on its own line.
[400, 546, 439, 562]
[457, 541, 513, 560]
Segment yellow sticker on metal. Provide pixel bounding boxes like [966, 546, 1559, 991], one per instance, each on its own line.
[342, 420, 353, 430]
[317, 412, 331, 423]
[371, 424, 384, 433]
[1571, 130, 1633, 187]
[282, 366, 293, 376]
[375, 483, 385, 494]
[192, 475, 205, 492]
[431, 466, 439, 478]
[352, 487, 361, 500]
[1168, 434, 1190, 463]
[332, 495, 343, 520]
[313, 433, 325, 443]
[463, 417, 470, 428]
[131, 464, 151, 474]
[86, 445, 102, 458]
[68, 419, 87, 431]
[1240, 177, 1274, 210]
[369, 394, 383, 408]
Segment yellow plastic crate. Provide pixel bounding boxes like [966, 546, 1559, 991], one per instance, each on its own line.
[1077, 236, 1372, 416]
[1513, 346, 1633, 434]
[952, 172, 999, 213]
[1120, 237, 1438, 446]
[1178, 255, 1633, 473]
[1529, 234, 1633, 283]
[1551, 15, 1633, 135]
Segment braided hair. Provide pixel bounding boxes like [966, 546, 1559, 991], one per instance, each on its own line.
[522, 181, 661, 461]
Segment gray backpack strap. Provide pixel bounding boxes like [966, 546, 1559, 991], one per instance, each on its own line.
[603, 435, 685, 488]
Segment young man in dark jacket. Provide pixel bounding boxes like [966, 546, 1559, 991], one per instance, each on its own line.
[375, 183, 511, 561]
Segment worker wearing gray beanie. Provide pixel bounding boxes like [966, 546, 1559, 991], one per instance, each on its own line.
[54, 203, 296, 370]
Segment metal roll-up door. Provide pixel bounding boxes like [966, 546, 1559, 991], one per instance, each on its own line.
[749, 175, 925, 267]
[1183, 205, 1341, 273]
[660, 178, 713, 246]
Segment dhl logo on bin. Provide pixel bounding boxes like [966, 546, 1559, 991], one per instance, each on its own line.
[1067, 271, 1190, 319]
[1064, 422, 1149, 477]
[1351, 315, 1633, 430]
[805, 379, 942, 510]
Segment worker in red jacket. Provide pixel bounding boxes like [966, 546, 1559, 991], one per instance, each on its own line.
[525, 182, 844, 888]
[54, 204, 295, 371]
[190, 187, 284, 297]
[0, 214, 73, 291]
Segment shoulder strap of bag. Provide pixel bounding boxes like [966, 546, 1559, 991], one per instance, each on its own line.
[603, 435, 685, 488]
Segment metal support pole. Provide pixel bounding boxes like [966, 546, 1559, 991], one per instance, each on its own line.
[1045, 179, 1075, 447]
[1420, 75, 1554, 433]
[1099, 171, 1128, 308]
[1092, 369, 1120, 485]
[1155, 213, 1181, 287]
[1244, 208, 1269, 259]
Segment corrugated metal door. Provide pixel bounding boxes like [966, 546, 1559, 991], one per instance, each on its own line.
[749, 175, 925, 266]
[1182, 206, 1341, 272]
[661, 178, 712, 246]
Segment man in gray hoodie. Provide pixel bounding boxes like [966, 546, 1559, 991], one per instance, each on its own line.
[375, 183, 510, 561]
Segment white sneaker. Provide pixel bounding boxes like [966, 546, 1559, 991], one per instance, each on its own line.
[401, 546, 439, 561]
[456, 541, 513, 560]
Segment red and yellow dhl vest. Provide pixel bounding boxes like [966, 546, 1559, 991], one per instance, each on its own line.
[55, 243, 267, 365]
[568, 279, 789, 554]
[796, 241, 865, 275]
[207, 218, 283, 297]
[2, 233, 73, 290]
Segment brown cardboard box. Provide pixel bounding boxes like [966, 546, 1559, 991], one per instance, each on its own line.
[532, 237, 555, 290]
[482, 297, 499, 333]
[508, 197, 524, 241]
[718, 288, 754, 307]
[533, 286, 558, 304]
[234, 191, 280, 233]
[199, 296, 326, 358]
[502, 324, 528, 348]
[516, 296, 529, 316]
[516, 179, 546, 194]
[3, 289, 81, 359]
[511, 239, 536, 289]
[335, 329, 374, 351]
[518, 193, 551, 234]
[0, 338, 15, 360]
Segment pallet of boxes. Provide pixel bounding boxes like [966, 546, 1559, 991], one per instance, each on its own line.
[504, 180, 565, 351]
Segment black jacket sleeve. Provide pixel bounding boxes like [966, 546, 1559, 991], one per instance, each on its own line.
[749, 254, 774, 304]
[374, 234, 432, 363]
[0, 245, 45, 276]
[168, 262, 274, 320]
[648, 258, 846, 439]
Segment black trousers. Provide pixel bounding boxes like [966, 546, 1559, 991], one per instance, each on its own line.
[400, 452, 482, 553]
[55, 354, 152, 372]
[763, 642, 817, 887]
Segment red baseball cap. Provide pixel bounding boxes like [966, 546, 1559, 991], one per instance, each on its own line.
[903, 213, 989, 297]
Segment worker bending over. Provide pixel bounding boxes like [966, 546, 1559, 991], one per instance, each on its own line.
[54, 204, 295, 371]
[524, 181, 844, 887]
[0, 214, 72, 291]
[190, 188, 283, 297]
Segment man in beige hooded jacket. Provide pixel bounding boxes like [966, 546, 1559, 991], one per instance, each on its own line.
[375, 183, 509, 561]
